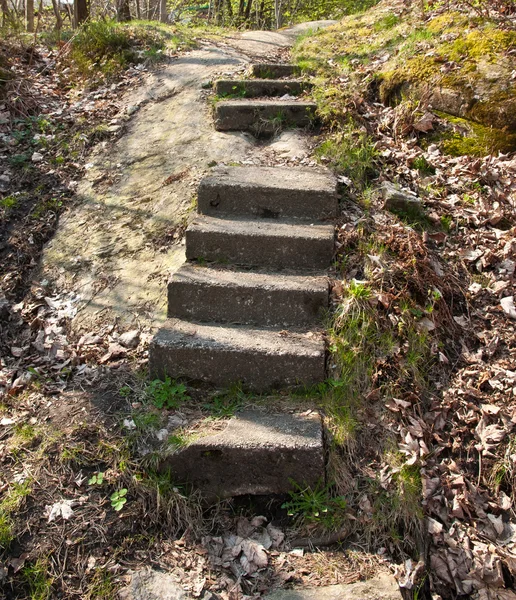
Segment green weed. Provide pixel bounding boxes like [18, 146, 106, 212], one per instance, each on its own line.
[31, 197, 63, 220]
[168, 430, 195, 450]
[373, 13, 401, 31]
[440, 214, 453, 232]
[0, 195, 19, 210]
[88, 472, 105, 486]
[348, 280, 371, 300]
[87, 568, 117, 600]
[204, 383, 247, 417]
[110, 488, 128, 511]
[133, 410, 161, 431]
[145, 376, 190, 409]
[22, 558, 53, 600]
[316, 127, 377, 187]
[283, 480, 347, 531]
[0, 512, 14, 549]
[0, 480, 31, 549]
[412, 155, 435, 175]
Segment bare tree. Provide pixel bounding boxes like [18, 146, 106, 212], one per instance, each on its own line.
[117, 0, 131, 20]
[26, 0, 34, 31]
[50, 0, 63, 31]
[1, 0, 11, 26]
[73, 0, 88, 26]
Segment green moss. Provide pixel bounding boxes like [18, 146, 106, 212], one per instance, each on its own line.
[380, 54, 441, 102]
[437, 111, 516, 156]
[0, 195, 19, 210]
[469, 88, 516, 131]
[447, 29, 516, 62]
[426, 12, 471, 34]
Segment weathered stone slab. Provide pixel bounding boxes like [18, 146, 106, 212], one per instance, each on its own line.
[250, 63, 301, 78]
[149, 319, 326, 390]
[263, 573, 401, 600]
[198, 166, 338, 221]
[381, 181, 423, 216]
[185, 216, 335, 270]
[214, 78, 311, 98]
[119, 568, 188, 600]
[162, 409, 324, 498]
[168, 264, 328, 327]
[214, 100, 317, 135]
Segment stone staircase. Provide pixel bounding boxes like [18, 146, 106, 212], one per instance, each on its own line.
[213, 63, 317, 136]
[149, 63, 338, 498]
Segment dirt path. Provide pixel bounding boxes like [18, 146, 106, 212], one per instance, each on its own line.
[41, 23, 335, 333]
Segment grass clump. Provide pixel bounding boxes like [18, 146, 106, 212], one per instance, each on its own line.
[204, 383, 247, 417]
[283, 480, 347, 531]
[67, 20, 196, 82]
[0, 480, 32, 550]
[316, 126, 377, 186]
[22, 558, 53, 600]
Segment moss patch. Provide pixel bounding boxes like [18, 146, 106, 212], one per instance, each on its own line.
[436, 111, 516, 156]
[294, 4, 516, 135]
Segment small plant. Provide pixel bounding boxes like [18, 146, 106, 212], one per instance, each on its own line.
[348, 280, 371, 300]
[87, 568, 116, 599]
[316, 126, 377, 188]
[133, 410, 161, 430]
[373, 13, 401, 31]
[283, 480, 347, 530]
[88, 472, 104, 485]
[0, 195, 18, 210]
[204, 383, 247, 417]
[412, 155, 435, 175]
[0, 512, 13, 549]
[168, 431, 193, 450]
[22, 558, 53, 600]
[440, 214, 453, 232]
[110, 488, 127, 511]
[145, 376, 190, 409]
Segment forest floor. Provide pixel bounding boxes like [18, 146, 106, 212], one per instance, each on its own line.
[1, 3, 516, 600]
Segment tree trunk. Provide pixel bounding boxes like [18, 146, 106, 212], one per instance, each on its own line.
[117, 0, 131, 21]
[214, 0, 223, 24]
[73, 0, 88, 27]
[1, 0, 10, 27]
[225, 0, 232, 17]
[159, 0, 166, 22]
[244, 0, 252, 20]
[25, 0, 34, 32]
[135, 0, 140, 19]
[50, 0, 63, 31]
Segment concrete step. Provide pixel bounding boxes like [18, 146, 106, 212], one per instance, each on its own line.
[162, 409, 324, 499]
[214, 78, 312, 98]
[185, 216, 335, 270]
[198, 166, 338, 221]
[168, 263, 329, 327]
[214, 100, 317, 135]
[149, 319, 326, 390]
[250, 63, 301, 79]
[263, 574, 402, 600]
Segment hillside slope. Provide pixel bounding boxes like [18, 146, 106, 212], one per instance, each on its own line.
[293, 2, 516, 599]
